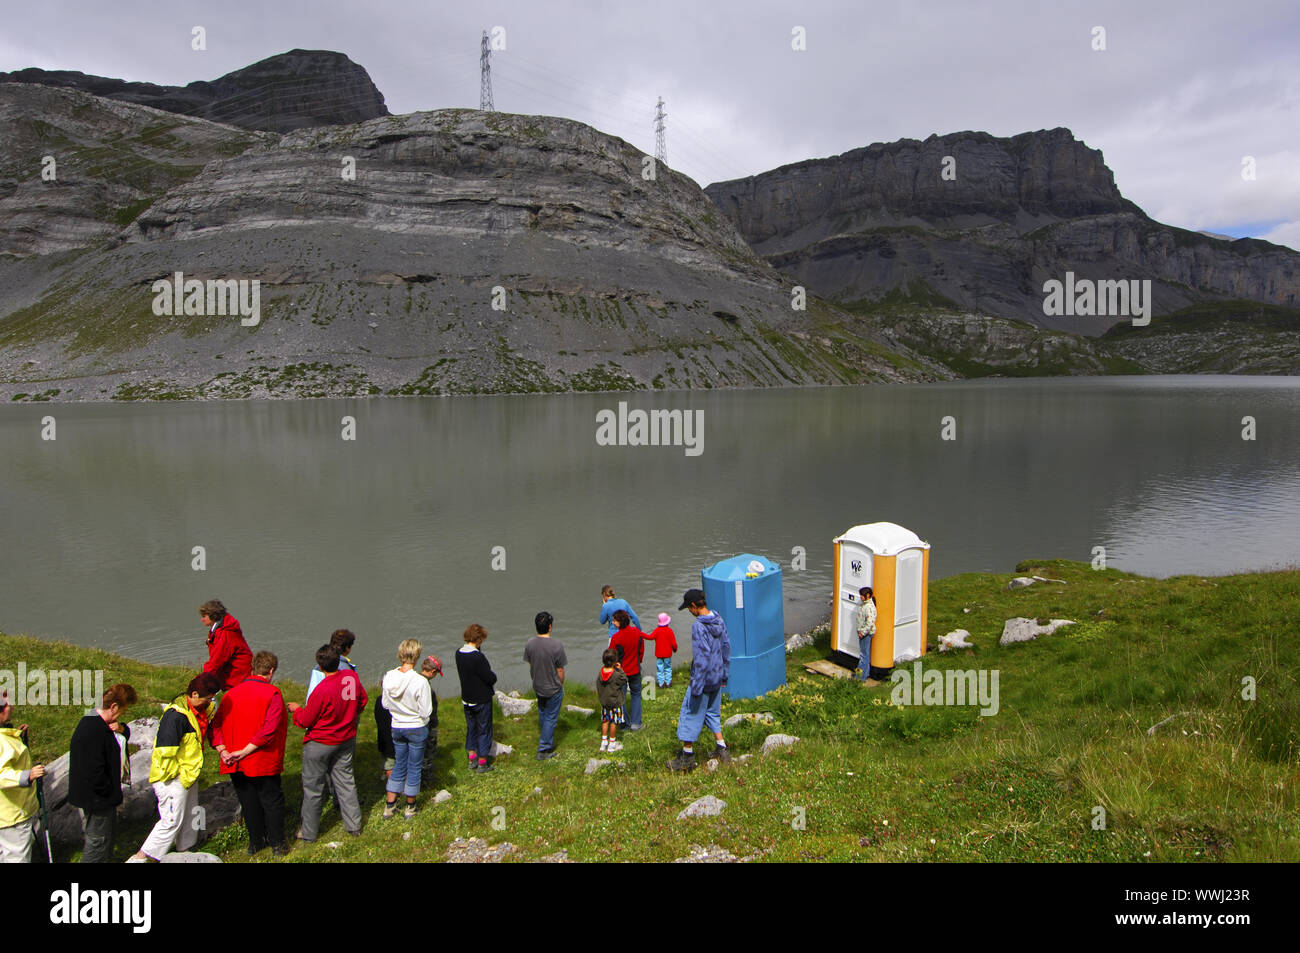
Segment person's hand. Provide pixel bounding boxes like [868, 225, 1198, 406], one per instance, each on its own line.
[287, 702, 301, 713]
[17, 723, 28, 734]
[29, 764, 45, 780]
[108, 720, 122, 733]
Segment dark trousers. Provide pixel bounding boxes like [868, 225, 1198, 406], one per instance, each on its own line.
[80, 808, 116, 863]
[231, 771, 285, 847]
[463, 702, 493, 761]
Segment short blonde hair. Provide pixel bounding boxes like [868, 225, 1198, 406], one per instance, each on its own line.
[397, 639, 422, 665]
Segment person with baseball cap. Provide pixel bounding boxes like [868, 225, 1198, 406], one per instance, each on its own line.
[667, 589, 732, 772]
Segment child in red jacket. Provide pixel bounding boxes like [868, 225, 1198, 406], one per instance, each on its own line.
[646, 613, 678, 688]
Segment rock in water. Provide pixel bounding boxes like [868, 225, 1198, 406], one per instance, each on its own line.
[760, 733, 800, 756]
[677, 795, 727, 820]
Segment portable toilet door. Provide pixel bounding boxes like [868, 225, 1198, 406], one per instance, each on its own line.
[832, 523, 930, 672]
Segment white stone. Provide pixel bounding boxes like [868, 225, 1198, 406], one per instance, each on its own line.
[495, 691, 535, 716]
[938, 629, 974, 652]
[999, 617, 1076, 646]
[677, 795, 727, 819]
[1008, 577, 1036, 589]
[584, 758, 612, 775]
[723, 711, 775, 728]
[433, 789, 453, 804]
[565, 705, 594, 716]
[489, 741, 514, 757]
[159, 851, 222, 863]
[760, 733, 800, 756]
[785, 632, 814, 653]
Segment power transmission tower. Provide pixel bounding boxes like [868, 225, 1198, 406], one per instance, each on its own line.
[654, 97, 667, 165]
[480, 31, 495, 112]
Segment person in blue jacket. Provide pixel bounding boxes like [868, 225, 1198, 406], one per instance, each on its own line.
[599, 585, 640, 637]
[667, 588, 731, 773]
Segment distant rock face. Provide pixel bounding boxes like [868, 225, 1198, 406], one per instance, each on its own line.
[0, 98, 945, 400]
[0, 85, 267, 256]
[706, 128, 1300, 333]
[0, 49, 389, 133]
[708, 128, 1130, 253]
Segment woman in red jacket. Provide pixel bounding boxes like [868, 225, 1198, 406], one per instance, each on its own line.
[200, 599, 253, 690]
[210, 651, 288, 856]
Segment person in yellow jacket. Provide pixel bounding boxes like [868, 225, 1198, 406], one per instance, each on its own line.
[128, 673, 220, 862]
[0, 693, 46, 863]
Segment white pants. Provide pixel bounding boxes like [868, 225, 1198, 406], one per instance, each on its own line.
[0, 818, 35, 863]
[140, 778, 199, 859]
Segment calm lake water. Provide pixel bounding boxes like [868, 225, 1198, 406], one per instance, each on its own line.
[2, 376, 1298, 691]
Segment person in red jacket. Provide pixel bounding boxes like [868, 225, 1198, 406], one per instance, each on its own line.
[199, 599, 252, 690]
[210, 650, 289, 857]
[608, 609, 647, 731]
[287, 644, 368, 842]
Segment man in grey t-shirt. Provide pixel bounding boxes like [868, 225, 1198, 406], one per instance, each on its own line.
[524, 611, 567, 760]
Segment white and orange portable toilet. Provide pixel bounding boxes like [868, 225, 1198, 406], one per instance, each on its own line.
[832, 523, 930, 674]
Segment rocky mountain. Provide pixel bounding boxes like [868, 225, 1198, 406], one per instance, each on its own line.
[705, 129, 1300, 336]
[0, 49, 389, 133]
[0, 82, 945, 401]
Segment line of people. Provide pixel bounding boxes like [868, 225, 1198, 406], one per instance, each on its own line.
[0, 583, 734, 863]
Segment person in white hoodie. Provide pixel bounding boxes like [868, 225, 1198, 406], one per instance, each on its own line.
[381, 639, 433, 819]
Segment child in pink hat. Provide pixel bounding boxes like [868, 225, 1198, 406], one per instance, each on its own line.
[645, 613, 678, 688]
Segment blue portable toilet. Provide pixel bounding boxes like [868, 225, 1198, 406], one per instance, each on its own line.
[700, 554, 786, 699]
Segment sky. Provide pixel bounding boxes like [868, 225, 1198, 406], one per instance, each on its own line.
[5, 0, 1299, 250]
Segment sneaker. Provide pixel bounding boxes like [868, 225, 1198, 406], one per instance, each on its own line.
[536, 750, 557, 761]
[667, 749, 696, 772]
[382, 802, 397, 820]
[713, 744, 733, 764]
[404, 805, 418, 819]
[476, 762, 494, 773]
[606, 741, 624, 752]
[626, 723, 643, 732]
[271, 843, 289, 857]
[295, 829, 314, 844]
[599, 739, 609, 750]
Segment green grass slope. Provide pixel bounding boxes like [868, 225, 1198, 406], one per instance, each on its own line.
[2, 559, 1296, 862]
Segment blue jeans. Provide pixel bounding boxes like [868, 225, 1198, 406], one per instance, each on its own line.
[536, 689, 563, 753]
[859, 633, 873, 680]
[624, 671, 643, 728]
[463, 702, 493, 762]
[656, 658, 672, 685]
[676, 686, 723, 744]
[387, 724, 428, 797]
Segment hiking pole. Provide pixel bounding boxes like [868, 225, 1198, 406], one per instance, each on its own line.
[19, 726, 54, 863]
[36, 776, 54, 863]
